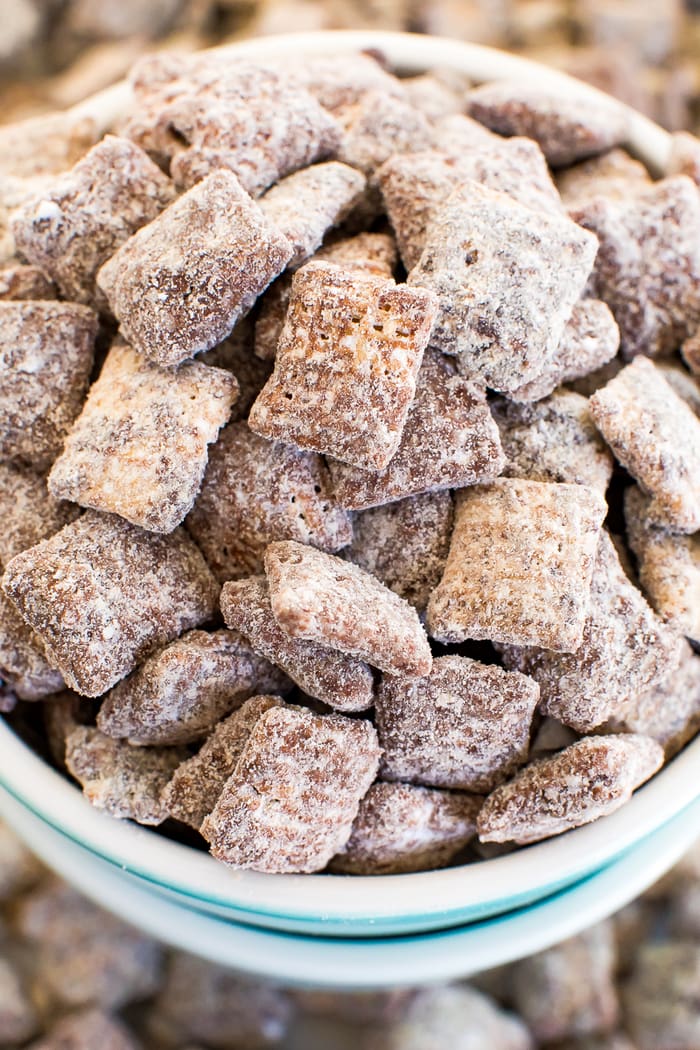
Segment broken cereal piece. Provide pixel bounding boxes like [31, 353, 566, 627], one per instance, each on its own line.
[201, 705, 380, 872]
[329, 782, 481, 875]
[477, 734, 663, 845]
[97, 170, 292, 368]
[376, 655, 539, 794]
[249, 261, 438, 471]
[48, 341, 238, 533]
[185, 421, 351, 581]
[2, 511, 219, 697]
[426, 478, 606, 652]
[0, 263, 55, 301]
[265, 540, 432, 677]
[97, 630, 290, 746]
[0, 592, 64, 700]
[0, 461, 78, 569]
[556, 148, 653, 207]
[590, 356, 700, 533]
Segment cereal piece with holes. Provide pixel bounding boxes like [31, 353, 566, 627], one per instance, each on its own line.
[249, 262, 437, 470]
[201, 705, 381, 873]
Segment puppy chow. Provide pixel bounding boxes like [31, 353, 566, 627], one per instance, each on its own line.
[622, 943, 700, 1050]
[0, 263, 55, 301]
[401, 71, 467, 120]
[0, 591, 64, 700]
[0, 957, 38, 1045]
[198, 316, 272, 421]
[336, 89, 433, 178]
[0, 461, 79, 570]
[28, 1010, 140, 1050]
[556, 148, 653, 207]
[667, 130, 700, 185]
[287, 52, 405, 112]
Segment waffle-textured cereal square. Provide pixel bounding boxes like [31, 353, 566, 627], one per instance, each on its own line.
[0, 592, 64, 700]
[0, 461, 78, 569]
[336, 89, 433, 178]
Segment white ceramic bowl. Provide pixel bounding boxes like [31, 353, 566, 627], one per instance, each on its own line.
[0, 30, 692, 941]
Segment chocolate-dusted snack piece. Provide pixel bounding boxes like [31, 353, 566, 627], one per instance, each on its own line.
[508, 299, 620, 403]
[408, 182, 597, 394]
[249, 262, 438, 471]
[258, 162, 366, 269]
[467, 79, 629, 166]
[0, 957, 39, 1045]
[253, 274, 294, 363]
[2, 512, 219, 697]
[220, 576, 375, 712]
[556, 148, 653, 207]
[657, 361, 700, 418]
[12, 135, 175, 305]
[185, 421, 352, 582]
[336, 89, 433, 177]
[681, 331, 700, 376]
[0, 301, 97, 469]
[622, 943, 700, 1050]
[492, 390, 614, 494]
[426, 479, 606, 652]
[48, 341, 238, 533]
[0, 822, 41, 900]
[501, 532, 679, 733]
[164, 694, 285, 829]
[401, 72, 467, 121]
[66, 726, 184, 825]
[590, 357, 700, 533]
[0, 592, 64, 700]
[201, 705, 380, 873]
[97, 170, 292, 368]
[477, 734, 663, 845]
[329, 782, 481, 875]
[199, 316, 272, 421]
[344, 490, 453, 612]
[375, 655, 539, 794]
[328, 349, 505, 510]
[0, 461, 78, 569]
[43, 690, 93, 770]
[572, 176, 700, 360]
[28, 1010, 140, 1050]
[0, 263, 55, 301]
[625, 485, 700, 641]
[0, 111, 98, 178]
[288, 52, 405, 112]
[98, 630, 290, 746]
[265, 540, 432, 677]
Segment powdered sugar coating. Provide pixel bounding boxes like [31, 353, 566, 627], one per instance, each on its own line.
[500, 532, 680, 733]
[199, 316, 272, 421]
[97, 170, 292, 368]
[0, 592, 64, 700]
[11, 135, 175, 306]
[186, 421, 351, 582]
[467, 79, 629, 167]
[48, 341, 238, 533]
[253, 274, 294, 363]
[0, 301, 97, 469]
[344, 491, 453, 612]
[288, 53, 406, 112]
[265, 540, 432, 677]
[336, 89, 433, 177]
[656, 361, 700, 417]
[97, 630, 290, 746]
[0, 111, 98, 178]
[0, 462, 78, 569]
[329, 782, 481, 875]
[164, 694, 286, 829]
[492, 390, 614, 494]
[407, 182, 598, 394]
[327, 349, 505, 510]
[377, 654, 539, 794]
[201, 705, 381, 873]
[556, 148, 652, 207]
[0, 264, 55, 301]
[2, 511, 219, 697]
[427, 479, 607, 652]
[572, 176, 700, 360]
[220, 575, 375, 712]
[65, 726, 184, 826]
[248, 262, 438, 471]
[590, 357, 700, 533]
[401, 72, 467, 121]
[477, 734, 663, 845]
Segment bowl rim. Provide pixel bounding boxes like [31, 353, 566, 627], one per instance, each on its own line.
[0, 29, 690, 931]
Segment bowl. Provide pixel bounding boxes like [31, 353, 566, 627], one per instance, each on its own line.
[0, 30, 693, 941]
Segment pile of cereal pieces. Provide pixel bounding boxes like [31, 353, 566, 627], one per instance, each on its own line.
[2, 48, 700, 875]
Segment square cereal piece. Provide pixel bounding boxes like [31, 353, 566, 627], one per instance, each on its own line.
[625, 485, 700, 641]
[590, 357, 700, 532]
[344, 490, 453, 612]
[572, 176, 700, 359]
[492, 390, 614, 494]
[477, 734, 663, 845]
[11, 135, 175, 306]
[500, 531, 680, 732]
[220, 576, 375, 712]
[328, 782, 481, 875]
[66, 726, 184, 825]
[0, 461, 78, 569]
[556, 148, 653, 208]
[376, 654, 539, 794]
[336, 90, 433, 177]
[507, 298, 620, 403]
[0, 592, 64, 701]
[0, 111, 98, 178]
[2, 511, 219, 697]
[288, 53, 406, 112]
[0, 264, 55, 301]
[97, 170, 292, 368]
[199, 316, 272, 421]
[656, 360, 700, 417]
[185, 420, 351, 581]
[29, 1010, 139, 1050]
[248, 261, 438, 471]
[47, 341, 239, 533]
[163, 694, 286, 829]
[97, 629, 290, 746]
[327, 349, 505, 510]
[407, 182, 598, 394]
[426, 478, 607, 652]
[201, 705, 380, 872]
[265, 540, 432, 677]
[258, 162, 366, 269]
[466, 79, 630, 167]
[0, 301, 97, 469]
